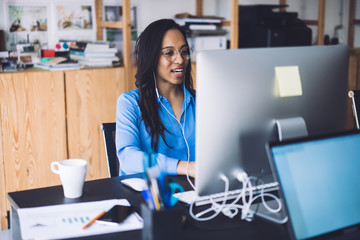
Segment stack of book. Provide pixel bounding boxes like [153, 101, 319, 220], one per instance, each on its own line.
[33, 57, 81, 71]
[70, 41, 120, 67]
[0, 51, 8, 59]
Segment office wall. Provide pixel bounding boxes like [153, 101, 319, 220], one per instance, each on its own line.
[297, 0, 356, 45]
[0, 0, 359, 49]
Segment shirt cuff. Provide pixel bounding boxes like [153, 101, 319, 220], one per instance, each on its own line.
[156, 153, 179, 175]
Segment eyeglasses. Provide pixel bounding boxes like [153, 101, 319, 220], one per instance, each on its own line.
[160, 46, 193, 62]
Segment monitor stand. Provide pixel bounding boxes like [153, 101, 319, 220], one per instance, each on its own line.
[275, 116, 309, 141]
[250, 199, 288, 224]
[252, 117, 308, 224]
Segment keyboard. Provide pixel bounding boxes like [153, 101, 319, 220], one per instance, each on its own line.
[173, 182, 279, 206]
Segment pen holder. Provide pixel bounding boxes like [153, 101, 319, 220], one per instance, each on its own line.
[141, 203, 184, 240]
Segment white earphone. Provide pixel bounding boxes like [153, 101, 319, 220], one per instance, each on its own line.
[153, 71, 194, 189]
[153, 70, 186, 131]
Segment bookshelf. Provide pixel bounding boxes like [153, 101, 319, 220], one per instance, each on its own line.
[195, 0, 239, 49]
[194, 0, 327, 48]
[95, 0, 133, 91]
[94, 0, 360, 64]
[93, 0, 239, 90]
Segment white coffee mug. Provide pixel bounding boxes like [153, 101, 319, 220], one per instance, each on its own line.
[51, 159, 88, 198]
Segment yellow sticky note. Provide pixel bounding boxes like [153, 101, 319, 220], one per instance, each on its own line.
[275, 66, 303, 97]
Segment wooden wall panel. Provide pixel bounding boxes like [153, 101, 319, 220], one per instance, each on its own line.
[0, 71, 67, 229]
[65, 68, 126, 180]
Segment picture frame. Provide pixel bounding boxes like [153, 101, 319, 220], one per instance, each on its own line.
[104, 6, 122, 22]
[8, 4, 48, 33]
[6, 3, 49, 50]
[55, 4, 95, 31]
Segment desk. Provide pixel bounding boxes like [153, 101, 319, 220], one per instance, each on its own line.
[8, 175, 288, 240]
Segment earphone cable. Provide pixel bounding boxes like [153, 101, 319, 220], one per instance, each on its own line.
[153, 72, 195, 190]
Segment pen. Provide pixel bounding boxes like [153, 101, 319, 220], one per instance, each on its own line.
[82, 211, 106, 230]
[151, 178, 165, 210]
[149, 184, 161, 211]
[142, 189, 155, 210]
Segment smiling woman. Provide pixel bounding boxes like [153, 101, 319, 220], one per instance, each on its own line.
[115, 19, 196, 178]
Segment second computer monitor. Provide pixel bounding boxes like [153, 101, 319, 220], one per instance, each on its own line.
[195, 45, 349, 196]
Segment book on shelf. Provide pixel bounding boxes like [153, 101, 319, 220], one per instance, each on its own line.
[70, 48, 117, 57]
[175, 18, 222, 28]
[77, 61, 114, 68]
[175, 18, 222, 23]
[174, 16, 226, 37]
[0, 51, 9, 58]
[33, 61, 81, 71]
[85, 47, 117, 53]
[85, 41, 110, 50]
[68, 41, 112, 52]
[189, 24, 217, 31]
[69, 45, 86, 52]
[70, 54, 119, 62]
[190, 29, 228, 37]
[174, 12, 224, 23]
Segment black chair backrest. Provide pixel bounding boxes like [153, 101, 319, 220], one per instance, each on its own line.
[349, 90, 360, 129]
[101, 122, 120, 177]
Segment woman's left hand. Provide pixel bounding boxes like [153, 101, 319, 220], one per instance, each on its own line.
[177, 161, 195, 178]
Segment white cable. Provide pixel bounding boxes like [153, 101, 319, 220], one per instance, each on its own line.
[188, 171, 284, 223]
[241, 176, 255, 221]
[153, 72, 195, 190]
[181, 84, 196, 191]
[237, 175, 283, 220]
[234, 175, 282, 221]
[189, 174, 230, 221]
[206, 172, 250, 219]
[260, 185, 282, 213]
[158, 86, 195, 190]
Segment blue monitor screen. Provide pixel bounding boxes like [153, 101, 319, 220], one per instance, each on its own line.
[271, 133, 360, 239]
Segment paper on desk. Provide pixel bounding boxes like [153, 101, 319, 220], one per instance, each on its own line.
[18, 199, 143, 240]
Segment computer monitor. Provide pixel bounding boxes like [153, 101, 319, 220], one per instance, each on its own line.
[195, 45, 349, 196]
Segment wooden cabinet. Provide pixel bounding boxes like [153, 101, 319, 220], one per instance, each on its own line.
[0, 67, 128, 230]
[0, 71, 68, 229]
[65, 68, 126, 180]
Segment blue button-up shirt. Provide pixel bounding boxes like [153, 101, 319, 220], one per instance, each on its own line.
[116, 88, 195, 176]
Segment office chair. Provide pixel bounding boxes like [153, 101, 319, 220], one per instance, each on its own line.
[349, 90, 360, 129]
[101, 122, 120, 177]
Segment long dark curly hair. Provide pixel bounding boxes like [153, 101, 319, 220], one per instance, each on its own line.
[135, 19, 196, 150]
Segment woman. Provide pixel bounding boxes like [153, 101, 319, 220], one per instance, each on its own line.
[116, 19, 196, 177]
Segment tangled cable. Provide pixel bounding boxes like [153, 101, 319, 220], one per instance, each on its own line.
[189, 172, 284, 222]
